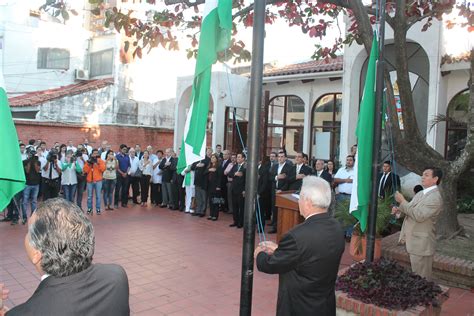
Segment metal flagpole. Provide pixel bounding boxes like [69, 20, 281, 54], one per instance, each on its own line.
[366, 0, 386, 262]
[239, 0, 266, 314]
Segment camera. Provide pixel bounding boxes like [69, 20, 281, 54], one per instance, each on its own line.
[88, 157, 97, 165]
[47, 149, 58, 162]
[75, 151, 83, 158]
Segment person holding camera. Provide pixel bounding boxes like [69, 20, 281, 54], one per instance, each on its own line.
[40, 150, 62, 201]
[82, 149, 106, 215]
[103, 150, 118, 211]
[74, 148, 88, 210]
[21, 149, 42, 224]
[60, 150, 81, 203]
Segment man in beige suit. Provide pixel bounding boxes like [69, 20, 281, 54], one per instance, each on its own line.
[392, 167, 443, 280]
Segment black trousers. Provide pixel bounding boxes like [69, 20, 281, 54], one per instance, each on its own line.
[151, 183, 162, 205]
[129, 176, 140, 203]
[232, 192, 244, 227]
[271, 189, 277, 229]
[209, 192, 220, 218]
[257, 194, 270, 233]
[41, 177, 60, 201]
[177, 185, 185, 211]
[114, 175, 129, 206]
[140, 175, 151, 203]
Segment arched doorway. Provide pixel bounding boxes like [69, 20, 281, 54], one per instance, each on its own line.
[445, 89, 469, 160]
[310, 93, 342, 164]
[266, 95, 305, 157]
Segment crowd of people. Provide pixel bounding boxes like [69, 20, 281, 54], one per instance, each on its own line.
[4, 138, 399, 237]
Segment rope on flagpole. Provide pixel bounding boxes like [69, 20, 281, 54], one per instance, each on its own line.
[223, 52, 267, 243]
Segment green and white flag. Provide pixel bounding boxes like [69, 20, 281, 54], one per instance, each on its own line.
[0, 71, 26, 211]
[177, 0, 232, 173]
[349, 34, 379, 233]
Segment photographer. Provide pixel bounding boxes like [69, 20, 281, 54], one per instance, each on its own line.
[82, 149, 106, 215]
[21, 150, 41, 224]
[40, 149, 62, 201]
[60, 150, 81, 203]
[74, 149, 88, 210]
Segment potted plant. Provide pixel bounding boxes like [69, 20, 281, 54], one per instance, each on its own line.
[335, 197, 397, 261]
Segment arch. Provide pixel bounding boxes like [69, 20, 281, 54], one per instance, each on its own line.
[266, 95, 305, 157]
[310, 92, 342, 163]
[176, 85, 214, 149]
[445, 89, 469, 160]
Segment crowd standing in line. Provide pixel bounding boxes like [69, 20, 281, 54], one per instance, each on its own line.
[5, 138, 402, 238]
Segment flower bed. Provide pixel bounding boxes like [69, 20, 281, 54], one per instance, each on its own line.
[336, 259, 450, 315]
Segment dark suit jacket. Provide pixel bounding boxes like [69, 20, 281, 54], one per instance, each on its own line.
[288, 164, 313, 191]
[377, 172, 401, 198]
[270, 161, 293, 191]
[208, 165, 223, 194]
[258, 162, 271, 196]
[159, 156, 177, 183]
[314, 169, 333, 184]
[191, 157, 210, 189]
[256, 213, 345, 316]
[229, 163, 246, 194]
[7, 264, 129, 316]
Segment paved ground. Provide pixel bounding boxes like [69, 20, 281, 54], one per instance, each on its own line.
[1, 204, 473, 315]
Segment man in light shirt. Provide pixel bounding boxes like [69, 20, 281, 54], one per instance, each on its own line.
[334, 155, 355, 202]
[66, 140, 77, 153]
[127, 148, 140, 204]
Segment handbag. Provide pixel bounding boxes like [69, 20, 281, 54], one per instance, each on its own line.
[133, 168, 143, 178]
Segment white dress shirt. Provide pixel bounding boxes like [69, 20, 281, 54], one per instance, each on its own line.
[128, 156, 140, 175]
[152, 157, 163, 184]
[423, 185, 437, 195]
[335, 167, 354, 194]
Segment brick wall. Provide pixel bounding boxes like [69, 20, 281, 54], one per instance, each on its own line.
[14, 119, 174, 151]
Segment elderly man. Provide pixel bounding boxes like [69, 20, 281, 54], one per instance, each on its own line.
[393, 167, 443, 280]
[5, 198, 130, 315]
[255, 176, 345, 316]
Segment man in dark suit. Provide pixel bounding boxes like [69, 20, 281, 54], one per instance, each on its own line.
[288, 152, 313, 191]
[221, 150, 232, 213]
[269, 151, 293, 233]
[5, 198, 129, 316]
[314, 159, 333, 184]
[191, 153, 211, 217]
[159, 148, 177, 209]
[228, 153, 246, 228]
[378, 160, 401, 199]
[255, 176, 345, 316]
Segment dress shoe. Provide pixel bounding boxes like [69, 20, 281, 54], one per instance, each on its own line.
[237, 225, 243, 228]
[121, 204, 128, 208]
[207, 216, 213, 220]
[229, 223, 237, 227]
[268, 228, 277, 234]
[10, 219, 18, 225]
[159, 204, 166, 208]
[211, 217, 218, 221]
[1, 218, 12, 222]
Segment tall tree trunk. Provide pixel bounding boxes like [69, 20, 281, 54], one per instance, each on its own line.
[436, 174, 462, 238]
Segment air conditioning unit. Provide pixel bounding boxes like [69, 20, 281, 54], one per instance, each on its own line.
[75, 69, 90, 81]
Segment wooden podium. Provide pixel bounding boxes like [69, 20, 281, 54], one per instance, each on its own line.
[275, 191, 304, 242]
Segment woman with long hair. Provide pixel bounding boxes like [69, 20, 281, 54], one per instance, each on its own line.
[326, 160, 337, 184]
[103, 150, 118, 211]
[139, 150, 153, 207]
[207, 153, 223, 221]
[58, 144, 67, 163]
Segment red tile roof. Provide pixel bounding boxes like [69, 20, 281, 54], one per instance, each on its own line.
[263, 56, 343, 77]
[9, 78, 114, 107]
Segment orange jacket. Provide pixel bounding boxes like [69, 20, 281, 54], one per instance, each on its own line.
[82, 158, 106, 183]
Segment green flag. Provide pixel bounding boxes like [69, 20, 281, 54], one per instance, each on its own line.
[177, 0, 232, 173]
[0, 73, 26, 212]
[349, 34, 379, 233]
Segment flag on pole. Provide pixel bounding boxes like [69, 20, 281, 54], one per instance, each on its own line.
[177, 0, 232, 173]
[0, 71, 26, 212]
[349, 34, 379, 233]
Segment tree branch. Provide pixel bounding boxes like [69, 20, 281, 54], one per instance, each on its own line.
[164, 0, 204, 6]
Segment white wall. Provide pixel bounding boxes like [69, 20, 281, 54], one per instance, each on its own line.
[0, 1, 90, 94]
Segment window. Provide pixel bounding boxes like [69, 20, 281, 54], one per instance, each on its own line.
[224, 107, 248, 154]
[90, 49, 114, 77]
[311, 93, 342, 163]
[445, 89, 468, 161]
[266, 95, 305, 157]
[37, 48, 70, 70]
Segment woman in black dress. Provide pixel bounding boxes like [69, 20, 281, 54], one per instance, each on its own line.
[207, 153, 223, 221]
